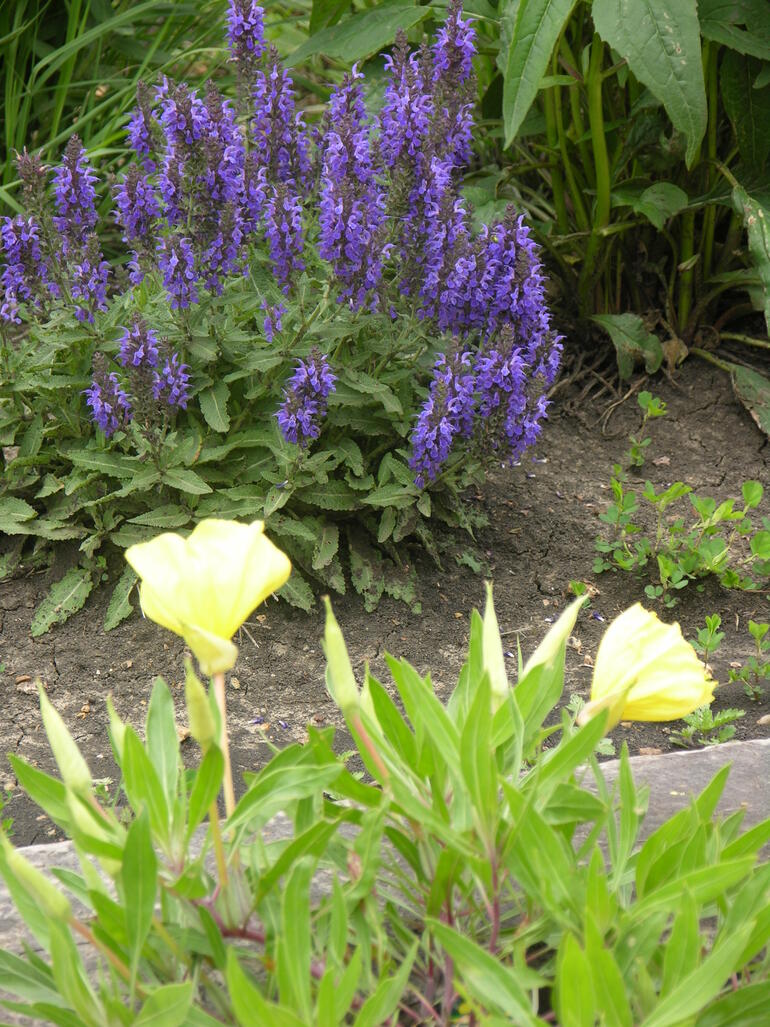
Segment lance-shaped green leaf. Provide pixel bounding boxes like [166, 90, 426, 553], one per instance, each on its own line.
[593, 0, 707, 167]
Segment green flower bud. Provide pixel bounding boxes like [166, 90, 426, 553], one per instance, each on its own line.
[322, 597, 359, 713]
[39, 685, 92, 792]
[482, 582, 509, 712]
[185, 660, 217, 751]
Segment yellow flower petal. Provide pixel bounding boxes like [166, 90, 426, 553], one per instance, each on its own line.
[125, 519, 291, 675]
[579, 603, 714, 730]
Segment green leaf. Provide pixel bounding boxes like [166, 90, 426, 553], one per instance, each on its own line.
[593, 0, 707, 167]
[199, 381, 231, 433]
[0, 949, 60, 1004]
[312, 523, 339, 569]
[160, 467, 212, 495]
[361, 483, 418, 509]
[187, 746, 224, 839]
[49, 920, 100, 1022]
[286, 2, 430, 67]
[127, 505, 191, 529]
[146, 678, 179, 809]
[310, 0, 350, 33]
[459, 672, 496, 838]
[732, 185, 770, 334]
[500, 0, 577, 145]
[554, 933, 595, 1027]
[227, 950, 306, 1027]
[228, 763, 343, 832]
[277, 568, 315, 611]
[31, 568, 93, 637]
[696, 980, 770, 1027]
[428, 922, 539, 1025]
[123, 728, 170, 846]
[135, 982, 193, 1026]
[63, 448, 137, 478]
[592, 312, 664, 380]
[641, 924, 754, 1027]
[699, 0, 770, 60]
[277, 860, 313, 1020]
[352, 941, 418, 1027]
[0, 497, 37, 523]
[660, 889, 699, 996]
[122, 809, 157, 991]
[750, 530, 770, 559]
[104, 565, 137, 631]
[721, 51, 770, 171]
[296, 480, 359, 511]
[730, 361, 770, 439]
[613, 182, 689, 229]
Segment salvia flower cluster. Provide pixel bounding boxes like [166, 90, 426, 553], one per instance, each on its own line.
[1, 0, 561, 486]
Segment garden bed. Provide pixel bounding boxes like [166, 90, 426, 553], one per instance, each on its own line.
[1, 357, 768, 846]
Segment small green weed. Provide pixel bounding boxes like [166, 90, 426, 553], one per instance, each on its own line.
[690, 614, 725, 661]
[595, 394, 770, 606]
[729, 620, 770, 702]
[671, 705, 746, 748]
[625, 391, 667, 468]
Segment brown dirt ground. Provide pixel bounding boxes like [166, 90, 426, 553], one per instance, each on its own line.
[1, 358, 769, 845]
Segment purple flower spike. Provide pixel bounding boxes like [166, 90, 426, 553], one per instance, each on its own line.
[409, 351, 475, 486]
[157, 234, 199, 308]
[227, 0, 266, 67]
[252, 46, 312, 186]
[263, 180, 305, 291]
[85, 355, 132, 437]
[262, 300, 286, 341]
[380, 31, 432, 167]
[118, 315, 160, 369]
[153, 353, 191, 409]
[127, 82, 157, 167]
[0, 215, 57, 322]
[276, 350, 336, 445]
[432, 0, 476, 87]
[69, 235, 110, 323]
[52, 136, 99, 252]
[114, 165, 160, 243]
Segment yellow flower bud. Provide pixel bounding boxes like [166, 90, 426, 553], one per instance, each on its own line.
[185, 660, 217, 751]
[39, 685, 92, 793]
[578, 603, 715, 731]
[125, 519, 291, 676]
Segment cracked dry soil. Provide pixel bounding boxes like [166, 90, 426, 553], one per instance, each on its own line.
[1, 359, 769, 845]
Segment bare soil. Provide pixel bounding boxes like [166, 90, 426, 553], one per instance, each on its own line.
[1, 358, 769, 845]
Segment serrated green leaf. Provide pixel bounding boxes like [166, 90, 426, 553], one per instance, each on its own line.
[297, 480, 359, 511]
[592, 312, 663, 379]
[104, 565, 137, 632]
[160, 467, 212, 495]
[63, 448, 137, 478]
[361, 483, 418, 509]
[277, 569, 315, 611]
[0, 497, 37, 522]
[593, 0, 706, 167]
[128, 505, 191, 529]
[31, 569, 93, 637]
[500, 0, 577, 145]
[312, 523, 339, 569]
[199, 381, 231, 433]
[135, 981, 193, 1026]
[699, 0, 770, 60]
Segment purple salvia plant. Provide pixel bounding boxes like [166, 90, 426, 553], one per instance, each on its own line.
[379, 31, 433, 169]
[118, 315, 160, 369]
[262, 300, 286, 341]
[0, 215, 58, 322]
[276, 349, 336, 445]
[319, 69, 389, 310]
[263, 179, 305, 291]
[52, 136, 99, 253]
[69, 235, 110, 323]
[227, 0, 266, 94]
[157, 234, 199, 308]
[127, 82, 157, 168]
[431, 0, 476, 167]
[153, 352, 191, 409]
[252, 46, 312, 186]
[409, 351, 475, 486]
[85, 353, 132, 437]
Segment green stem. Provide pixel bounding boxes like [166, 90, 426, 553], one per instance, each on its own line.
[579, 35, 611, 315]
[543, 84, 569, 233]
[690, 346, 732, 372]
[719, 332, 770, 351]
[701, 42, 719, 280]
[553, 50, 590, 232]
[677, 208, 696, 334]
[213, 672, 236, 819]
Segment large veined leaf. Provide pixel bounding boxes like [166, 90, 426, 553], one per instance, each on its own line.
[286, 2, 431, 67]
[499, 0, 577, 145]
[732, 185, 770, 333]
[699, 0, 770, 61]
[591, 313, 663, 379]
[592, 0, 707, 168]
[721, 51, 770, 172]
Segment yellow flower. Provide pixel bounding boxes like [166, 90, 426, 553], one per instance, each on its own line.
[125, 519, 291, 676]
[577, 603, 715, 731]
